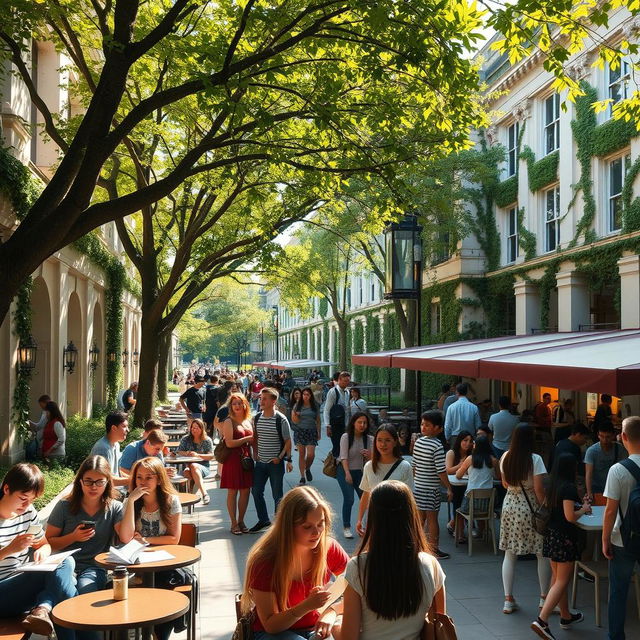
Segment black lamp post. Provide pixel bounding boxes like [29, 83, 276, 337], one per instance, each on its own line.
[272, 305, 279, 364]
[18, 335, 37, 372]
[383, 214, 423, 420]
[89, 342, 100, 372]
[63, 341, 78, 374]
[122, 349, 129, 367]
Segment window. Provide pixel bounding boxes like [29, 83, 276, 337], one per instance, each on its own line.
[507, 122, 520, 177]
[544, 94, 560, 155]
[358, 277, 363, 305]
[608, 59, 630, 117]
[608, 154, 630, 232]
[507, 206, 518, 263]
[431, 303, 441, 335]
[371, 279, 376, 301]
[544, 186, 560, 252]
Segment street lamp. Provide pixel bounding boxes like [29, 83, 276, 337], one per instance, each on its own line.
[122, 349, 129, 367]
[17, 335, 37, 372]
[272, 305, 280, 364]
[89, 342, 100, 372]
[63, 341, 78, 374]
[383, 214, 423, 419]
[132, 349, 139, 366]
[107, 350, 117, 364]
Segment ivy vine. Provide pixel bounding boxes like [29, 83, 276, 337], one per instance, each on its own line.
[0, 147, 42, 221]
[520, 147, 559, 192]
[12, 277, 33, 442]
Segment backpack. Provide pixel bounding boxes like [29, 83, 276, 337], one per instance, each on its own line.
[328, 387, 346, 428]
[254, 411, 285, 451]
[619, 458, 640, 559]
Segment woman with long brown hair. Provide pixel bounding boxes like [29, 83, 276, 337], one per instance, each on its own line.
[46, 455, 122, 594]
[342, 481, 446, 640]
[42, 401, 66, 460]
[119, 457, 181, 545]
[241, 486, 348, 639]
[500, 424, 550, 615]
[220, 392, 254, 534]
[176, 418, 214, 505]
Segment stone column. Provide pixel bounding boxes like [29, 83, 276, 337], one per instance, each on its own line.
[556, 270, 590, 331]
[618, 254, 640, 329]
[514, 280, 541, 335]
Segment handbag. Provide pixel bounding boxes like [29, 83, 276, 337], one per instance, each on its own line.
[323, 452, 338, 478]
[241, 455, 255, 472]
[520, 482, 550, 535]
[421, 607, 457, 640]
[232, 594, 254, 640]
[214, 439, 231, 464]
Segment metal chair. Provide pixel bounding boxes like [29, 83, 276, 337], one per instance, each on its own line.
[454, 487, 497, 556]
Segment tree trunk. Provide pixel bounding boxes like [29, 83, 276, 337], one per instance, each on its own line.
[157, 333, 171, 402]
[132, 316, 161, 429]
[335, 315, 347, 371]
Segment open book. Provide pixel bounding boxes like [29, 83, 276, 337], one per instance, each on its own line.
[20, 549, 78, 572]
[106, 539, 149, 565]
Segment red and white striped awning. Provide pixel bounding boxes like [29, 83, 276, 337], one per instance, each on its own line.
[351, 329, 640, 396]
[251, 359, 335, 371]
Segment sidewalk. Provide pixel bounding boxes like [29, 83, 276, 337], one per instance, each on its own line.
[194, 428, 640, 640]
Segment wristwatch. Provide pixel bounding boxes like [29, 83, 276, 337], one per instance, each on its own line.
[283, 456, 292, 462]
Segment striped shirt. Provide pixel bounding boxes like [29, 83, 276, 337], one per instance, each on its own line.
[412, 436, 446, 492]
[255, 411, 291, 463]
[0, 505, 45, 579]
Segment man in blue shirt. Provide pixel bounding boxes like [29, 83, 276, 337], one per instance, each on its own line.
[119, 429, 171, 476]
[444, 382, 481, 444]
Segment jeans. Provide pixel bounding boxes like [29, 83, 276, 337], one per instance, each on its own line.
[254, 629, 314, 640]
[0, 556, 77, 640]
[329, 425, 344, 458]
[609, 544, 639, 640]
[336, 466, 363, 527]
[252, 460, 285, 523]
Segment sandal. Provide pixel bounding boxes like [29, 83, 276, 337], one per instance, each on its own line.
[230, 525, 243, 535]
[202, 494, 210, 505]
[239, 522, 249, 534]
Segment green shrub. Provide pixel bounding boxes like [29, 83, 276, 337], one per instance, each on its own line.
[65, 415, 106, 468]
[167, 384, 179, 393]
[0, 462, 75, 511]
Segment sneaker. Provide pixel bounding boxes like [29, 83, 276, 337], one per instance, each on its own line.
[22, 606, 54, 636]
[343, 527, 354, 539]
[538, 597, 561, 613]
[306, 469, 313, 481]
[248, 520, 271, 533]
[559, 612, 584, 629]
[531, 619, 556, 640]
[503, 599, 519, 614]
[578, 570, 595, 583]
[434, 549, 450, 559]
[299, 477, 306, 485]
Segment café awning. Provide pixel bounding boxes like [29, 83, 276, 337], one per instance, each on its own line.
[351, 329, 640, 396]
[252, 359, 335, 371]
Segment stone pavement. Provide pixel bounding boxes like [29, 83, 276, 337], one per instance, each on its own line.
[192, 430, 640, 640]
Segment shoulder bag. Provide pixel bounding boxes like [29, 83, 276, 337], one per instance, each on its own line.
[214, 439, 230, 464]
[421, 555, 457, 640]
[520, 481, 550, 535]
[323, 452, 338, 478]
[232, 594, 254, 640]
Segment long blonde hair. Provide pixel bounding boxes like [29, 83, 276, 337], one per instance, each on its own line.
[241, 486, 333, 614]
[129, 457, 178, 530]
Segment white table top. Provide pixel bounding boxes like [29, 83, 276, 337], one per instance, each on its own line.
[577, 505, 604, 531]
[447, 474, 501, 487]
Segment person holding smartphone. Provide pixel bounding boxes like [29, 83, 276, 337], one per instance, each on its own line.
[46, 456, 123, 605]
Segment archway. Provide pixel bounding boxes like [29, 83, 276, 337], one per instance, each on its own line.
[30, 277, 52, 416]
[92, 301, 104, 405]
[66, 292, 83, 416]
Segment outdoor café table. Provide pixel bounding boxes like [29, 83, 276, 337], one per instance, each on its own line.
[51, 588, 189, 640]
[95, 544, 201, 588]
[577, 505, 605, 531]
[163, 428, 188, 437]
[166, 455, 203, 465]
[178, 492, 201, 513]
[448, 474, 502, 487]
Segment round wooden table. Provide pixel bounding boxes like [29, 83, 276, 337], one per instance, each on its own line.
[95, 544, 200, 576]
[52, 588, 189, 640]
[166, 455, 203, 465]
[179, 492, 201, 513]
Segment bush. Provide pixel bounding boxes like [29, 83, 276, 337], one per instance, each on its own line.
[65, 415, 106, 469]
[0, 462, 75, 511]
[167, 384, 179, 393]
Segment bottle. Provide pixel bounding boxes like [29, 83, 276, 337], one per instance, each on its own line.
[112, 566, 129, 601]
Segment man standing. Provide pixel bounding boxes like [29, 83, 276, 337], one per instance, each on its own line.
[90, 411, 129, 487]
[533, 392, 554, 465]
[323, 371, 351, 457]
[585, 421, 628, 502]
[489, 396, 520, 458]
[249, 388, 293, 532]
[443, 383, 480, 444]
[121, 382, 138, 413]
[602, 416, 640, 640]
[179, 375, 206, 419]
[593, 394, 614, 433]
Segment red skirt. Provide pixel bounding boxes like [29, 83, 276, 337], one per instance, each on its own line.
[220, 446, 253, 489]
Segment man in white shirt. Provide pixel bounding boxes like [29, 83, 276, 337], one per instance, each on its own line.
[444, 382, 481, 444]
[489, 395, 520, 457]
[323, 371, 351, 457]
[603, 415, 640, 640]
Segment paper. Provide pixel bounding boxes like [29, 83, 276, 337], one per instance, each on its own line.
[19, 548, 78, 572]
[317, 575, 347, 614]
[138, 550, 175, 563]
[106, 539, 149, 565]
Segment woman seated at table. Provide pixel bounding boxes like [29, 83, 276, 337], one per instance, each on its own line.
[46, 456, 123, 595]
[240, 486, 348, 639]
[176, 418, 214, 505]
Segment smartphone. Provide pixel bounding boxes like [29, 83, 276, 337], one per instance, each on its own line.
[80, 520, 96, 529]
[26, 524, 42, 535]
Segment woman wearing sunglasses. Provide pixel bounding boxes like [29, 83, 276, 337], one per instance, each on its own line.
[46, 456, 123, 603]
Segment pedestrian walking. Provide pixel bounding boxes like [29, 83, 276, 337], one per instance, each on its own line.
[324, 371, 351, 457]
[291, 387, 321, 485]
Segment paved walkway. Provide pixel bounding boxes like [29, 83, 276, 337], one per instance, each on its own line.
[193, 432, 640, 640]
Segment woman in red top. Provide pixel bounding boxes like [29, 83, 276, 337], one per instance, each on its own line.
[240, 486, 348, 639]
[42, 401, 66, 460]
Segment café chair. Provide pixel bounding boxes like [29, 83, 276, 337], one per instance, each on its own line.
[172, 523, 200, 640]
[454, 488, 497, 556]
[571, 559, 640, 627]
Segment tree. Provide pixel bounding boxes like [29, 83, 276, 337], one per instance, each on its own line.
[0, 0, 491, 324]
[267, 228, 353, 369]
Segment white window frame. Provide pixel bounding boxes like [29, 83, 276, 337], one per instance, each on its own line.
[370, 278, 376, 302]
[544, 185, 560, 252]
[507, 122, 520, 177]
[608, 58, 631, 118]
[608, 153, 630, 233]
[544, 93, 560, 155]
[507, 206, 518, 263]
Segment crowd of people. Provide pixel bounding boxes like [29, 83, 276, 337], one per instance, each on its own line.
[14, 367, 640, 640]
